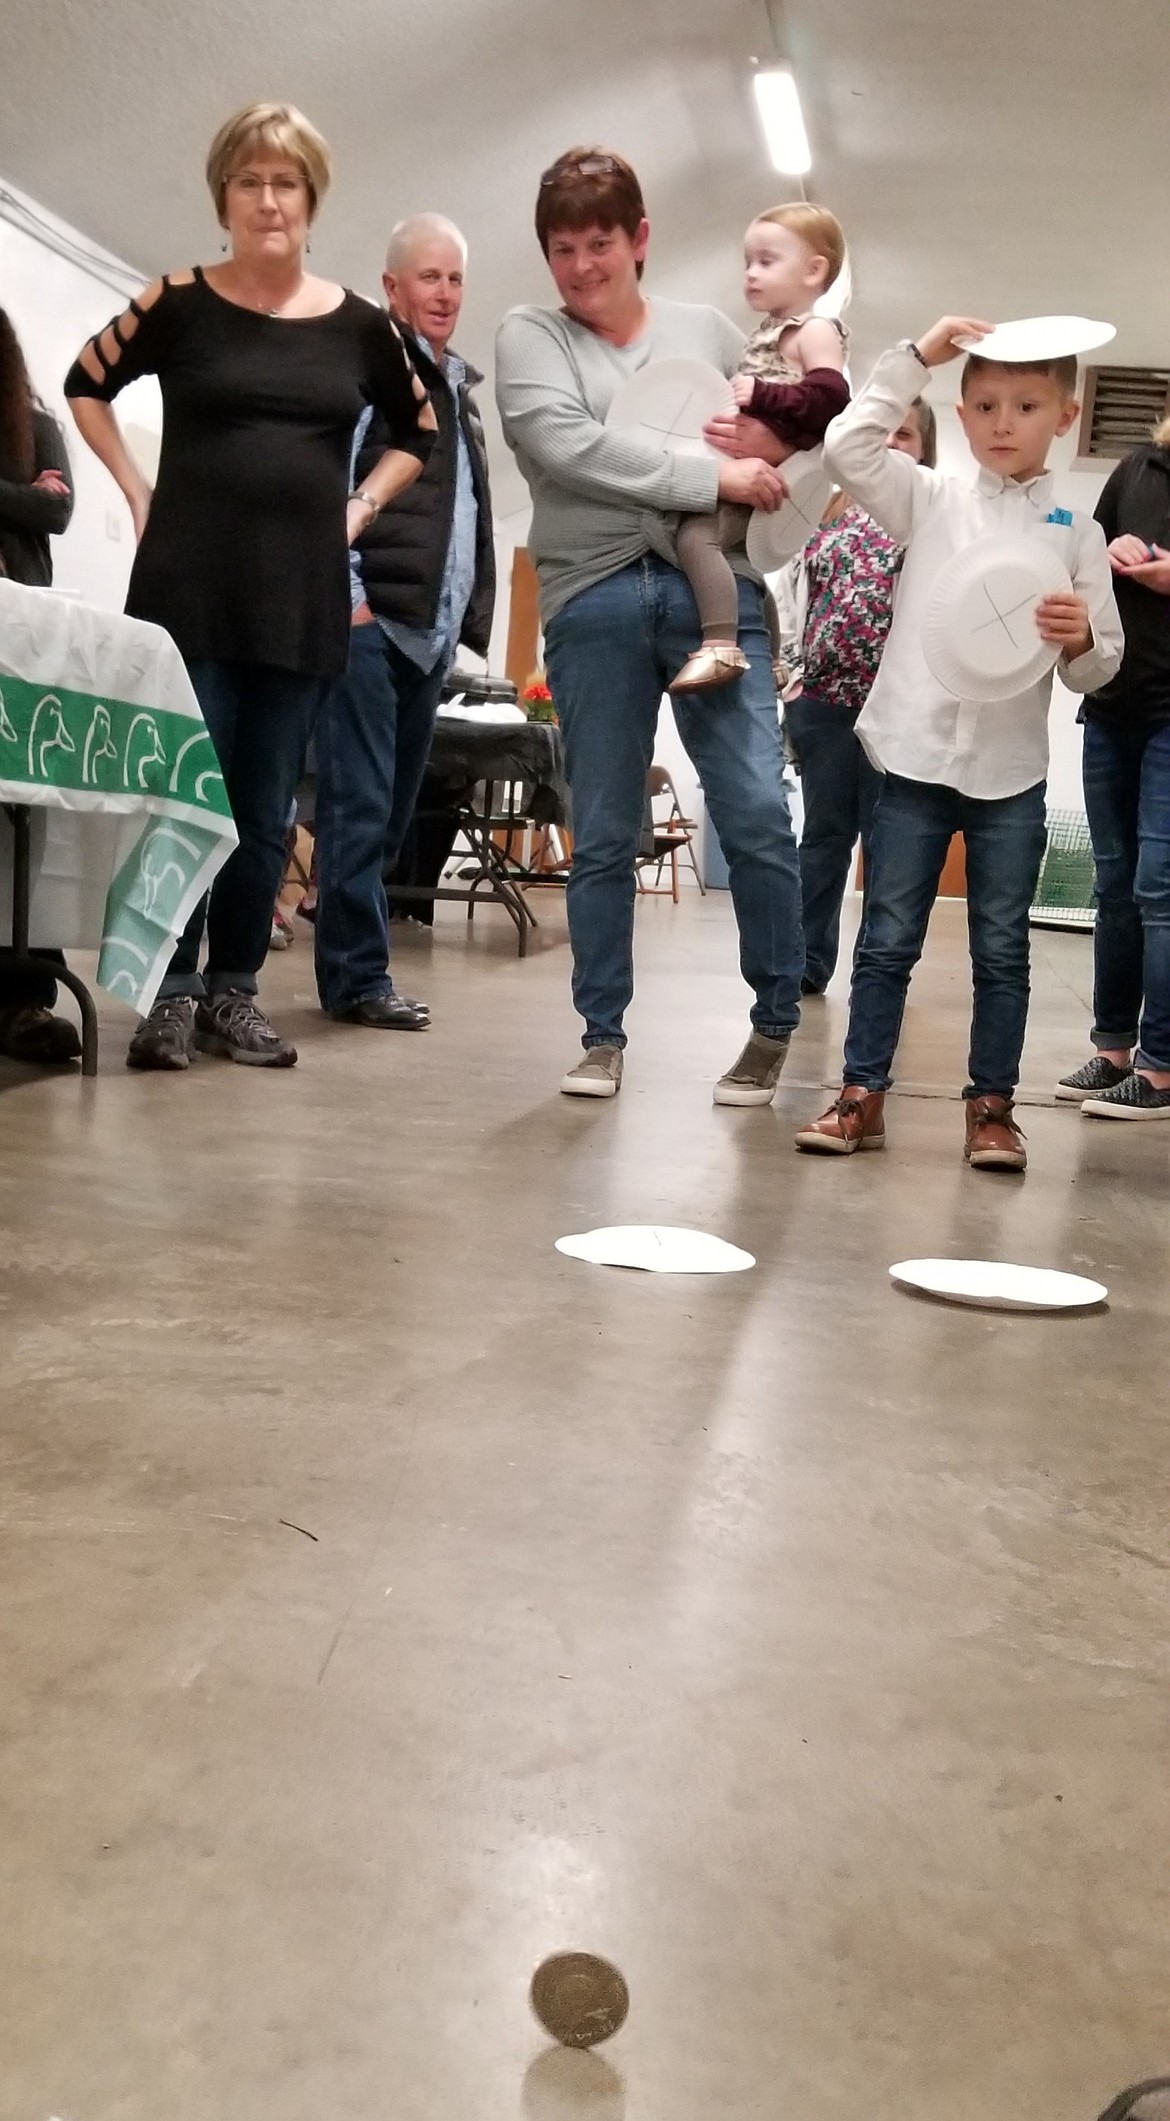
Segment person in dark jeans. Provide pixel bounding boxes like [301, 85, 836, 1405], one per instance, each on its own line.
[780, 397, 936, 993]
[66, 101, 434, 1072]
[313, 213, 494, 1029]
[1056, 428, 1170, 1120]
[0, 307, 78, 1067]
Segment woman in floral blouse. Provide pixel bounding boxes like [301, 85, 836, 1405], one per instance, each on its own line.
[782, 396, 936, 993]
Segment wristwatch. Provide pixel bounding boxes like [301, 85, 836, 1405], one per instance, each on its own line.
[351, 487, 381, 516]
[899, 338, 929, 368]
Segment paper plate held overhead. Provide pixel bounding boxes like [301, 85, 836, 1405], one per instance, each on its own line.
[745, 448, 835, 573]
[605, 358, 735, 458]
[953, 315, 1115, 361]
[890, 1258, 1107, 1312]
[921, 533, 1074, 703]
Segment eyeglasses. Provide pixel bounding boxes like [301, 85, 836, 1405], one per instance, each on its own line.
[539, 155, 620, 186]
[228, 172, 306, 198]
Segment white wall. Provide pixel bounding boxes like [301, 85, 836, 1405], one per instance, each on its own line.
[0, 179, 159, 609]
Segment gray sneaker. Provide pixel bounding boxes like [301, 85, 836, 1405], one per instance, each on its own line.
[194, 991, 297, 1068]
[713, 1030, 791, 1106]
[1081, 1072, 1170, 1120]
[126, 995, 196, 1071]
[1055, 1055, 1133, 1102]
[561, 1045, 623, 1098]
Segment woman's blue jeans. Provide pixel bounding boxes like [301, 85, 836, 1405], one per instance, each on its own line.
[1081, 716, 1170, 1072]
[543, 558, 803, 1049]
[841, 772, 1048, 1097]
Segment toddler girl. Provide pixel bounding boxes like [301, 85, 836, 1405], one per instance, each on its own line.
[672, 202, 849, 692]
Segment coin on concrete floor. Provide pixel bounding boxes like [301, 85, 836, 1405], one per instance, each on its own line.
[529, 1952, 630, 2048]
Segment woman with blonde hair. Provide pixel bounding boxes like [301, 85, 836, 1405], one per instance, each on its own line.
[66, 103, 435, 1071]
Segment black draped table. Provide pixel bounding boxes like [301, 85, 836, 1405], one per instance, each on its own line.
[384, 711, 569, 958]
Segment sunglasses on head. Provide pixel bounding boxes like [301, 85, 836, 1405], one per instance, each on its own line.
[539, 155, 620, 186]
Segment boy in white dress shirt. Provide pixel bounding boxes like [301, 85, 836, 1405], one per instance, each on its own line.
[794, 313, 1123, 1171]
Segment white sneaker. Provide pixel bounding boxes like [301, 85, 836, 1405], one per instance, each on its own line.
[713, 1031, 791, 1106]
[561, 1045, 623, 1098]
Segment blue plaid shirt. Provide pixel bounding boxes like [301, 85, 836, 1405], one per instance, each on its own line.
[349, 339, 478, 674]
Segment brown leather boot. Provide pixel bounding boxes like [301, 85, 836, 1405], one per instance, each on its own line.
[964, 1094, 1027, 1171]
[794, 1088, 886, 1154]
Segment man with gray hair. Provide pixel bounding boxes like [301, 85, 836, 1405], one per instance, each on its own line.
[313, 213, 496, 1028]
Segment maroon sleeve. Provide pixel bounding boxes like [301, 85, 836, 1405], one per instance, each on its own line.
[747, 367, 851, 448]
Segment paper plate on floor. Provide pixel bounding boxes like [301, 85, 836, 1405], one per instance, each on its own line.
[953, 315, 1115, 361]
[890, 1258, 1107, 1311]
[745, 448, 835, 572]
[556, 1225, 755, 1274]
[605, 358, 735, 457]
[921, 533, 1073, 702]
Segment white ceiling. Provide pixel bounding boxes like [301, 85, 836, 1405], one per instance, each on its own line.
[3, 0, 1169, 515]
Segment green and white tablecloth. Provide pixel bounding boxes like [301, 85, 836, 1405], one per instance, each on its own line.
[0, 579, 237, 1015]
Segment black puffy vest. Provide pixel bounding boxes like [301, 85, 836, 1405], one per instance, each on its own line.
[353, 324, 495, 656]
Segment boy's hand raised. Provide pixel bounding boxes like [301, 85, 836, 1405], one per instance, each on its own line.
[913, 317, 994, 368]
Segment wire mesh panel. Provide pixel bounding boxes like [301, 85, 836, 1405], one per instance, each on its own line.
[1029, 808, 1096, 931]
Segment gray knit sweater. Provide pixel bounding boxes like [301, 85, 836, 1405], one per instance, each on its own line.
[495, 298, 747, 623]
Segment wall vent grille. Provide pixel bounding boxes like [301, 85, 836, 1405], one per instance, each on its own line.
[1078, 367, 1170, 460]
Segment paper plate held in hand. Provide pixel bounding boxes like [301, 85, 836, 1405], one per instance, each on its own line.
[890, 1258, 1107, 1312]
[953, 315, 1115, 362]
[605, 358, 735, 458]
[745, 448, 835, 572]
[921, 533, 1074, 702]
[556, 1224, 755, 1274]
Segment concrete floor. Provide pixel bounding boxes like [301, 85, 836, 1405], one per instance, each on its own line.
[2, 889, 1168, 2121]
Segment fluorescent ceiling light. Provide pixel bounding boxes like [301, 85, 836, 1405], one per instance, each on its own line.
[753, 68, 811, 176]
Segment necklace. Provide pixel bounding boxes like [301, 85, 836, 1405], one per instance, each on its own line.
[253, 286, 297, 317]
[224, 271, 303, 317]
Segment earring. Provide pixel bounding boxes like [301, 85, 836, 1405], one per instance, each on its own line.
[220, 238, 228, 253]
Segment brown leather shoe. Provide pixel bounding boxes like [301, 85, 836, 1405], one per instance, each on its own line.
[794, 1089, 886, 1154]
[964, 1094, 1027, 1171]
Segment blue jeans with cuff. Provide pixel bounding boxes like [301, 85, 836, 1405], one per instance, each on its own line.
[313, 621, 446, 1016]
[1081, 716, 1170, 1072]
[543, 557, 803, 1050]
[842, 772, 1047, 1097]
[159, 660, 324, 1002]
[783, 691, 883, 990]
